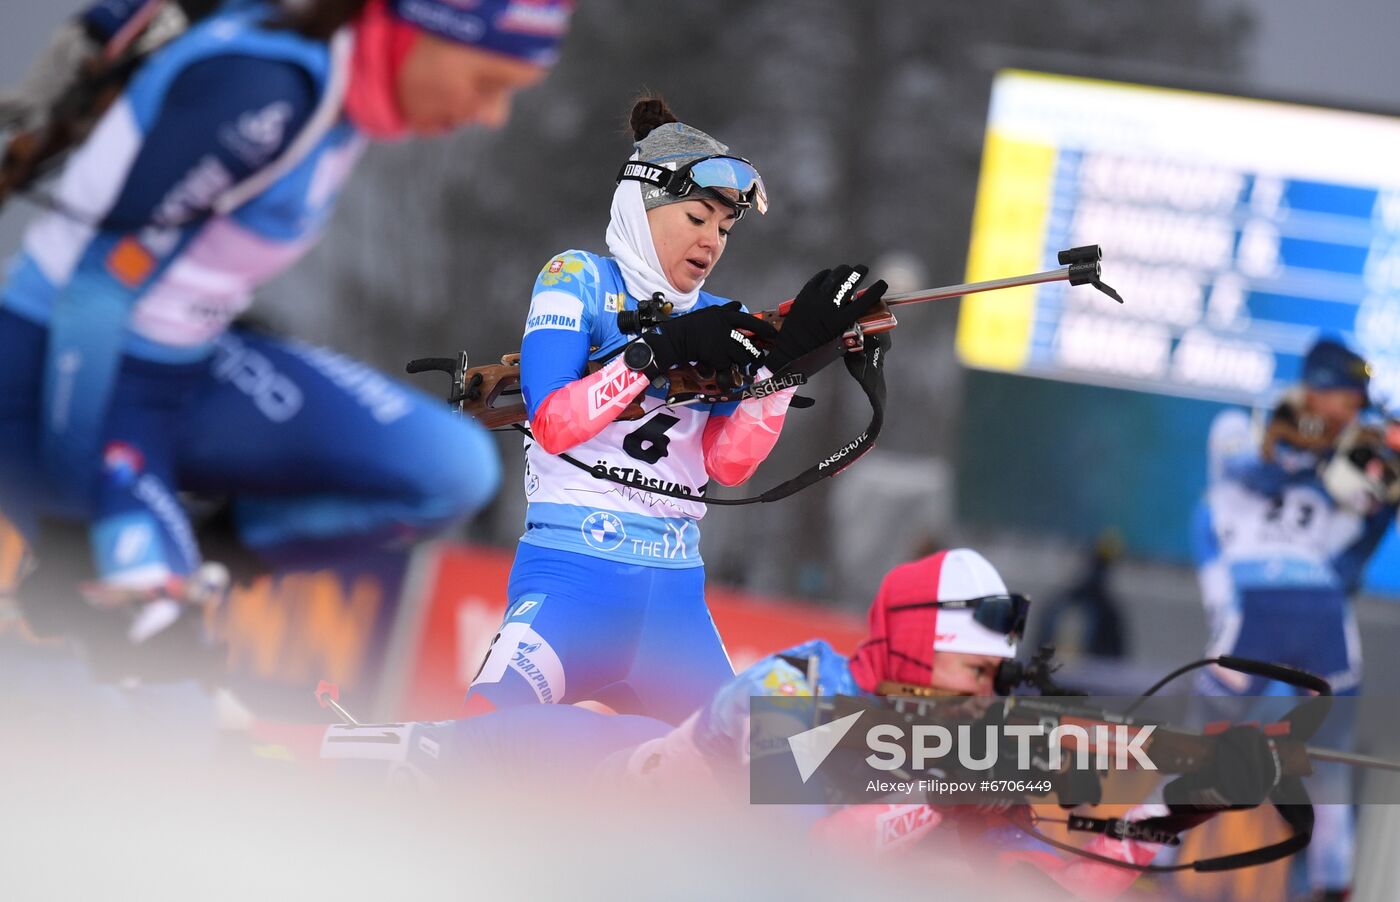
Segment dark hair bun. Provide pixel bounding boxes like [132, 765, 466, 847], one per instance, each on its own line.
[630, 94, 678, 141]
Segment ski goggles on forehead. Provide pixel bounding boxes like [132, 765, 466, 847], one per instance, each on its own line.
[617, 155, 769, 215]
[888, 593, 1031, 639]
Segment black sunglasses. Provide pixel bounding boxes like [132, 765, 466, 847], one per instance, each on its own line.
[886, 593, 1031, 639]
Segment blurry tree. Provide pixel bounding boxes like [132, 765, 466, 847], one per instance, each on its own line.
[259, 0, 1254, 600]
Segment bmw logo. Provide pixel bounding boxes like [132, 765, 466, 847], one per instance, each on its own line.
[581, 510, 626, 551]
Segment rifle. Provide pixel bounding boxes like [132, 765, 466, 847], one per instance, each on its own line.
[805, 651, 1400, 874]
[408, 247, 1121, 506]
[409, 245, 1121, 429]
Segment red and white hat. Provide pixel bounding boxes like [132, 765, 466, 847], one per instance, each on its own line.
[848, 549, 1022, 693]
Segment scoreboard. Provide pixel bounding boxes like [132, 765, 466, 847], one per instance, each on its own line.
[957, 69, 1400, 410]
[954, 69, 1400, 593]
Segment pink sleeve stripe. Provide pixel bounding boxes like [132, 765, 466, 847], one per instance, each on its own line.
[530, 357, 650, 454]
[701, 385, 795, 487]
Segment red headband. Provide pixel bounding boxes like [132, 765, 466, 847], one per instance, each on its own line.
[848, 552, 948, 693]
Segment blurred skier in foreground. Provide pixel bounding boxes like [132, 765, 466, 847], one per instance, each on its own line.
[0, 0, 572, 673]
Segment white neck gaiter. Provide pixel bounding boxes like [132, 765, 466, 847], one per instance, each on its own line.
[604, 167, 702, 313]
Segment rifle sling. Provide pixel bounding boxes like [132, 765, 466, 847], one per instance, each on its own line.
[511, 333, 889, 506]
[1016, 779, 1313, 874]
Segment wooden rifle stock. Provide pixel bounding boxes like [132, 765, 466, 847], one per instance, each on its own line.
[460, 296, 897, 428]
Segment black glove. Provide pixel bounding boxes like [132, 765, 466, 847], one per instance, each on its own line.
[641, 301, 778, 382]
[1053, 763, 1104, 808]
[765, 264, 887, 373]
[1163, 725, 1282, 809]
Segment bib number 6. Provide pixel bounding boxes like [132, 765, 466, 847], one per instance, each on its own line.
[623, 413, 680, 464]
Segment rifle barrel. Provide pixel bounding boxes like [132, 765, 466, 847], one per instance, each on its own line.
[883, 265, 1073, 308]
[1307, 746, 1400, 773]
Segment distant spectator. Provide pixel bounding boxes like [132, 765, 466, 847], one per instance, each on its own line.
[1028, 530, 1127, 659]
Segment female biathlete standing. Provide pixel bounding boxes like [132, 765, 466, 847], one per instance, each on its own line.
[0, 0, 572, 647]
[466, 96, 887, 723]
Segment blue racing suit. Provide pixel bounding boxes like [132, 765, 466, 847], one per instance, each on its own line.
[0, 3, 499, 589]
[1195, 410, 1364, 694]
[1193, 407, 1382, 892]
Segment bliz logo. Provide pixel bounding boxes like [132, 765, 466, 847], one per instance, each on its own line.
[581, 511, 627, 551]
[621, 162, 666, 183]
